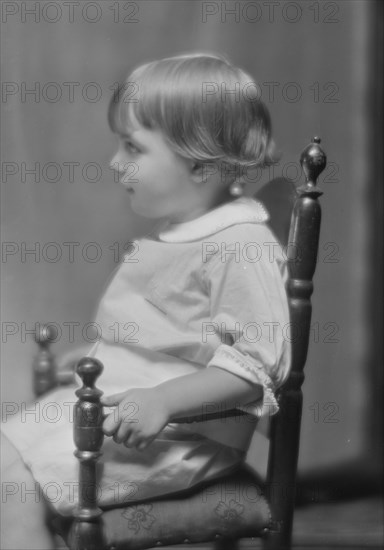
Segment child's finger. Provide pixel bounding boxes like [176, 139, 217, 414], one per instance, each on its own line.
[102, 409, 120, 436]
[100, 392, 127, 406]
[115, 422, 133, 444]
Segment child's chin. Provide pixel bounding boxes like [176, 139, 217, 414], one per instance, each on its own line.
[130, 204, 164, 220]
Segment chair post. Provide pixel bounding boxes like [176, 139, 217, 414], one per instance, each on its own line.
[69, 357, 106, 550]
[33, 324, 58, 396]
[264, 138, 327, 550]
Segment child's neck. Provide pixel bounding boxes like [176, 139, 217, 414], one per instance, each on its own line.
[166, 188, 235, 225]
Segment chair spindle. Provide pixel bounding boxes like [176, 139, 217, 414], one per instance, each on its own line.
[69, 357, 106, 550]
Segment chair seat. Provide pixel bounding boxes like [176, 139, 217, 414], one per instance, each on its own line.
[54, 464, 271, 549]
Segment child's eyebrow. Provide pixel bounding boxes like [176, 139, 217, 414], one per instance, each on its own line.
[118, 131, 144, 146]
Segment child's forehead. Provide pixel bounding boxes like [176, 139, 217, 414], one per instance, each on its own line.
[116, 116, 143, 135]
[114, 120, 147, 140]
[116, 127, 141, 140]
[115, 125, 167, 147]
[113, 101, 145, 136]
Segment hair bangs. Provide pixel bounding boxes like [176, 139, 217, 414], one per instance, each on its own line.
[108, 53, 279, 172]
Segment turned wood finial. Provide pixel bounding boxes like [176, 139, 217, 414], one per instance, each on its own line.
[74, 358, 104, 453]
[33, 324, 57, 396]
[299, 136, 327, 189]
[34, 324, 57, 346]
[75, 357, 103, 398]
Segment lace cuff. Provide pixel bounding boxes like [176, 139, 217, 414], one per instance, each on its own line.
[206, 344, 280, 418]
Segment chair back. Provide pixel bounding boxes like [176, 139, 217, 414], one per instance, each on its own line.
[254, 176, 297, 247]
[255, 138, 326, 548]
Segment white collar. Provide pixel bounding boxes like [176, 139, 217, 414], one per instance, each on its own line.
[155, 196, 269, 243]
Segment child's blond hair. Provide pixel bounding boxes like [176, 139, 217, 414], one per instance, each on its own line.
[109, 52, 277, 179]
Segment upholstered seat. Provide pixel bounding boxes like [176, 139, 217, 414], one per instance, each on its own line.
[52, 464, 270, 549]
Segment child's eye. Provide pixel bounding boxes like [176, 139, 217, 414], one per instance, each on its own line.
[124, 140, 140, 154]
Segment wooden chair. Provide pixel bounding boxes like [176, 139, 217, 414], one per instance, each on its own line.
[33, 137, 327, 550]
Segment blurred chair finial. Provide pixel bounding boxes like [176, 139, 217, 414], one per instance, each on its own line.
[299, 136, 327, 189]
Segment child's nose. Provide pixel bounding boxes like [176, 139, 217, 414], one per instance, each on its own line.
[109, 154, 124, 175]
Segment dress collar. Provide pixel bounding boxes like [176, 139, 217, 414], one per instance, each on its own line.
[154, 196, 269, 243]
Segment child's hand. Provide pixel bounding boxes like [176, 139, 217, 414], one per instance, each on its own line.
[101, 387, 170, 451]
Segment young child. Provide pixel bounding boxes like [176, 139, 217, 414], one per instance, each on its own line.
[1, 52, 291, 549]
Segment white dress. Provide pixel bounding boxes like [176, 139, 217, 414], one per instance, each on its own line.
[1, 196, 291, 516]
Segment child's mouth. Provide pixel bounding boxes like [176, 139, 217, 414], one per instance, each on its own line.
[123, 185, 134, 193]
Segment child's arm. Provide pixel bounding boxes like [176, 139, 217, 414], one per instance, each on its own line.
[101, 368, 262, 451]
[155, 366, 262, 419]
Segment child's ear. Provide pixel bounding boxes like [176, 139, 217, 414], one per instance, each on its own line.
[190, 161, 218, 185]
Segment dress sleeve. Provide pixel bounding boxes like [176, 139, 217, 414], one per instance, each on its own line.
[202, 224, 291, 419]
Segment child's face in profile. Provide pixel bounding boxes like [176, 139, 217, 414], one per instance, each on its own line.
[110, 123, 213, 223]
